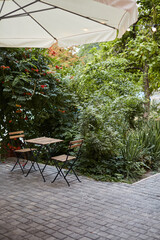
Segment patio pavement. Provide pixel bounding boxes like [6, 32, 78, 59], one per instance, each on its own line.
[0, 159, 160, 240]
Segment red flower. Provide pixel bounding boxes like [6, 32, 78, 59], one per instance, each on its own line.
[31, 68, 39, 72]
[52, 50, 56, 55]
[41, 85, 47, 88]
[0, 65, 10, 70]
[25, 69, 29, 72]
[24, 116, 28, 120]
[58, 109, 65, 113]
[16, 146, 21, 150]
[55, 65, 60, 69]
[9, 120, 12, 123]
[23, 93, 32, 96]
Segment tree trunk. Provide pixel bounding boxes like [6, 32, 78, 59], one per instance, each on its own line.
[143, 64, 150, 118]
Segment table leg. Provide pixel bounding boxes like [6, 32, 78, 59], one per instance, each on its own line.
[25, 145, 46, 182]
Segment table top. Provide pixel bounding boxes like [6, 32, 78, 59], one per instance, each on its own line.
[25, 137, 63, 145]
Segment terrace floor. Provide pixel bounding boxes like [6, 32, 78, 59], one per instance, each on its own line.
[0, 159, 160, 240]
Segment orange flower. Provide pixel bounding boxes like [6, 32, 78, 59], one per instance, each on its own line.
[16, 104, 21, 107]
[0, 65, 10, 70]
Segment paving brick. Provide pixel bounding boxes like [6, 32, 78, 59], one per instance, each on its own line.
[0, 161, 160, 240]
[79, 237, 92, 240]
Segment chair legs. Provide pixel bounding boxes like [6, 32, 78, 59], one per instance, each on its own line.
[65, 163, 81, 183]
[11, 152, 36, 174]
[52, 160, 81, 186]
[52, 162, 70, 186]
[11, 157, 25, 174]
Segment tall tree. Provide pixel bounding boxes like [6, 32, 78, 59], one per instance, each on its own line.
[99, 0, 160, 116]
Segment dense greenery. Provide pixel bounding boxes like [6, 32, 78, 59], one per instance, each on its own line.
[1, 0, 160, 182]
[67, 54, 159, 181]
[0, 48, 78, 158]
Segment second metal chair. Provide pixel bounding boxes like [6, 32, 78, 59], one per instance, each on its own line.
[51, 139, 83, 186]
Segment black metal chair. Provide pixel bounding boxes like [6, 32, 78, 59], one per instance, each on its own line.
[51, 139, 83, 186]
[9, 131, 36, 174]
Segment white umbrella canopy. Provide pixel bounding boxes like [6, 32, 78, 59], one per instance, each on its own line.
[0, 0, 138, 48]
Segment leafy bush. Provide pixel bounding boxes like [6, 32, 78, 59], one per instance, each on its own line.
[137, 120, 160, 170]
[0, 48, 77, 155]
[67, 52, 160, 181]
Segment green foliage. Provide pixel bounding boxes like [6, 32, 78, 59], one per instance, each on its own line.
[66, 53, 147, 181]
[119, 130, 146, 179]
[137, 120, 160, 169]
[0, 48, 77, 149]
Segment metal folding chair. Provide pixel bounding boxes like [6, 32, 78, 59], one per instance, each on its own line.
[51, 139, 83, 186]
[9, 131, 36, 174]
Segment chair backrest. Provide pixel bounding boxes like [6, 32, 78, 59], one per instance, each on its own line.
[68, 139, 83, 158]
[8, 131, 25, 150]
[69, 139, 83, 149]
[9, 131, 25, 140]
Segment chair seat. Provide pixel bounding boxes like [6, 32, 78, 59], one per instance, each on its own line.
[51, 154, 76, 162]
[15, 148, 36, 153]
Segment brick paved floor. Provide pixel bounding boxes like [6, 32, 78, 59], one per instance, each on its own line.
[0, 159, 160, 240]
